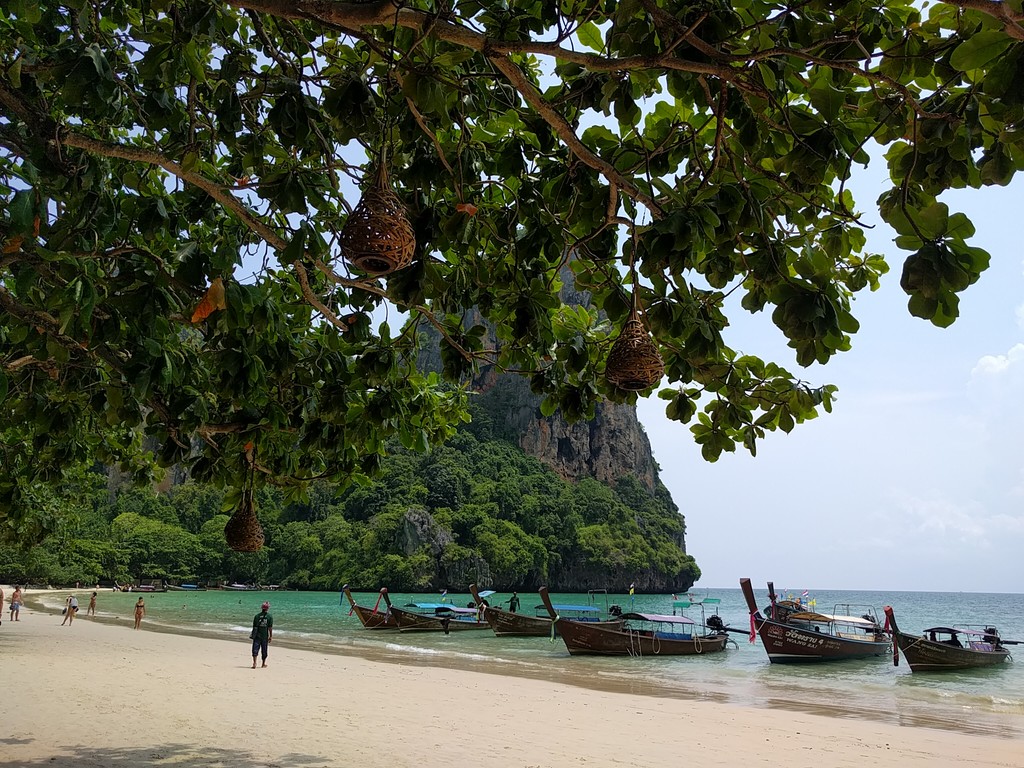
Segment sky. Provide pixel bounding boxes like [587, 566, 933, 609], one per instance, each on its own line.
[637, 167, 1024, 594]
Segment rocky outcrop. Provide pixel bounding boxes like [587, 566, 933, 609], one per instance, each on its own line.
[477, 372, 659, 491]
[417, 266, 664, 494]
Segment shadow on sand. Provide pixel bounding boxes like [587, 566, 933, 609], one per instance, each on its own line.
[8, 743, 329, 767]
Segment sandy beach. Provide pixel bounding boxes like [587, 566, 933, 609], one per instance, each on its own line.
[2, 595, 1022, 768]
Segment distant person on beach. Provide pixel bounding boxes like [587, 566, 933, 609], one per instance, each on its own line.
[9, 585, 21, 622]
[0, 585, 4, 624]
[251, 601, 273, 669]
[508, 592, 520, 613]
[87, 592, 97, 616]
[134, 597, 146, 629]
[61, 595, 79, 626]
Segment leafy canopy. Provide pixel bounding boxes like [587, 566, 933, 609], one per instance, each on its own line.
[2, 0, 1024, 511]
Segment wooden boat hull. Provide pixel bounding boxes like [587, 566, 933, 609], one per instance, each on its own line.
[754, 617, 890, 663]
[485, 608, 553, 637]
[484, 608, 625, 637]
[343, 586, 398, 630]
[891, 630, 1010, 671]
[390, 605, 490, 633]
[554, 618, 728, 656]
[350, 603, 398, 630]
[741, 578, 889, 663]
[883, 608, 1011, 672]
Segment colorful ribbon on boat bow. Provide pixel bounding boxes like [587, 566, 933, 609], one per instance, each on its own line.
[749, 614, 757, 644]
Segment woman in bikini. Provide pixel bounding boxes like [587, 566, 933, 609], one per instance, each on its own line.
[134, 597, 146, 629]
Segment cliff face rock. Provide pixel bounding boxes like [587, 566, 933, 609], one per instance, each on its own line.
[396, 508, 453, 557]
[489, 372, 659, 491]
[417, 265, 663, 495]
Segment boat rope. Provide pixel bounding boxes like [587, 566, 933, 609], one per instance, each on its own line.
[627, 627, 642, 657]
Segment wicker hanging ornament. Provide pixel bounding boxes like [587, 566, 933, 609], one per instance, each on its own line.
[605, 308, 665, 391]
[339, 163, 416, 276]
[224, 489, 264, 552]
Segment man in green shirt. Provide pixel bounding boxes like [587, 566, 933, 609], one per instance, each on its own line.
[251, 601, 273, 669]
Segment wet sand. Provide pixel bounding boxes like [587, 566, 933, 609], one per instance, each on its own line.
[3, 596, 1022, 767]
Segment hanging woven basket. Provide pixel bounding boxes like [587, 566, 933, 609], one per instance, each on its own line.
[339, 164, 416, 276]
[224, 490, 264, 552]
[605, 311, 665, 391]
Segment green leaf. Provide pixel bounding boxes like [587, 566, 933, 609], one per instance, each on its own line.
[950, 31, 1013, 72]
[916, 202, 949, 239]
[576, 21, 604, 52]
[539, 395, 558, 417]
[9, 189, 34, 233]
[808, 82, 845, 122]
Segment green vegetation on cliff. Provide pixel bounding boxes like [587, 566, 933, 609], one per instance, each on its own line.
[0, 418, 698, 593]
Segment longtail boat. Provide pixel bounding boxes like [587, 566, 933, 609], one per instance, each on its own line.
[538, 587, 728, 656]
[342, 585, 398, 630]
[470, 583, 624, 637]
[740, 578, 890, 663]
[883, 605, 1012, 672]
[381, 589, 490, 633]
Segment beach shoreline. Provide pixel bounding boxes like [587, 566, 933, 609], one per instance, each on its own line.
[4, 592, 1022, 767]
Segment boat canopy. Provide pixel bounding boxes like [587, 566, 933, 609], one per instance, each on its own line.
[404, 603, 478, 614]
[478, 590, 496, 598]
[675, 593, 724, 606]
[537, 604, 600, 613]
[622, 612, 695, 624]
[673, 599, 721, 609]
[789, 611, 877, 627]
[923, 626, 989, 636]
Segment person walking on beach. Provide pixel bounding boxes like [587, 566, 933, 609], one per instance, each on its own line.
[61, 595, 79, 626]
[251, 601, 273, 669]
[9, 586, 22, 622]
[133, 597, 146, 629]
[508, 592, 520, 613]
[87, 591, 97, 617]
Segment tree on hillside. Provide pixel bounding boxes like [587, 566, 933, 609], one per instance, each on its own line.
[3, 1, 1023, 522]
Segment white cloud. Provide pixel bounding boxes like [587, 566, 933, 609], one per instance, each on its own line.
[893, 492, 988, 542]
[971, 343, 1024, 378]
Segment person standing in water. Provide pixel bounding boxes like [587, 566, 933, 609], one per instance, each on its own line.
[133, 597, 146, 629]
[87, 591, 97, 617]
[251, 601, 273, 669]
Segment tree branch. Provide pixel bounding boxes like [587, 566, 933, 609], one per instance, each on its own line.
[943, 0, 1024, 40]
[486, 54, 663, 218]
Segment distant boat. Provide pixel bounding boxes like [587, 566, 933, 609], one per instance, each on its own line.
[884, 605, 1012, 672]
[342, 585, 398, 630]
[741, 578, 890, 663]
[222, 583, 259, 591]
[380, 589, 490, 633]
[167, 584, 207, 591]
[538, 587, 729, 657]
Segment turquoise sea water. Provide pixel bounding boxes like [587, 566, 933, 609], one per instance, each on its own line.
[41, 586, 1024, 737]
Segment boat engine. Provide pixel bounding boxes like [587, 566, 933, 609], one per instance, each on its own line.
[608, 604, 623, 617]
[705, 615, 726, 633]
